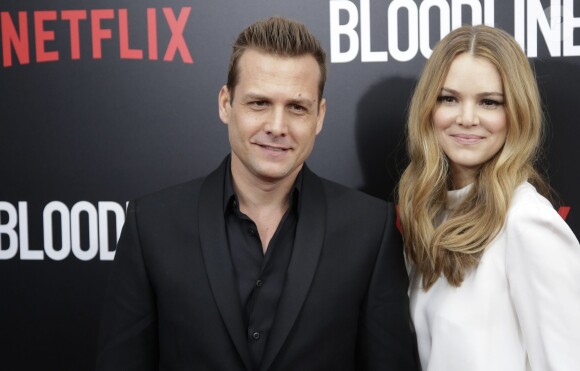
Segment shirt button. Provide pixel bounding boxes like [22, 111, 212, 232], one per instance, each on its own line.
[248, 228, 256, 236]
[252, 331, 260, 340]
[256, 279, 263, 287]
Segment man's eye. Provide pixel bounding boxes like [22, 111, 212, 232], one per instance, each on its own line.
[290, 104, 306, 112]
[249, 101, 268, 109]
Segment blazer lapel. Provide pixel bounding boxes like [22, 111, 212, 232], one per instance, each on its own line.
[198, 158, 253, 371]
[260, 165, 326, 371]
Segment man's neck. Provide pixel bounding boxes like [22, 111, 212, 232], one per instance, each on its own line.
[230, 159, 301, 252]
[231, 167, 298, 215]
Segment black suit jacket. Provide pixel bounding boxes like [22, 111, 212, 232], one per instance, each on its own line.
[96, 158, 418, 371]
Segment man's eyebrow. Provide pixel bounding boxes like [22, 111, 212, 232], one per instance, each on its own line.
[288, 97, 316, 107]
[242, 93, 316, 107]
[243, 92, 269, 101]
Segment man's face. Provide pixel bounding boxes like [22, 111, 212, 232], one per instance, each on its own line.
[219, 48, 326, 185]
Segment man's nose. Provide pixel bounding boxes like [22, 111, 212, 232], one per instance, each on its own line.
[264, 107, 288, 136]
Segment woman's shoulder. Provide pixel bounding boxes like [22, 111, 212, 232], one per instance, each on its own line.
[503, 186, 580, 370]
[504, 181, 578, 250]
[507, 181, 555, 220]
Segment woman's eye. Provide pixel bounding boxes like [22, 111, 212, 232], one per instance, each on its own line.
[481, 99, 503, 108]
[437, 95, 456, 104]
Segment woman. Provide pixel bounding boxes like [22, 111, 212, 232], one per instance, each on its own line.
[398, 25, 580, 370]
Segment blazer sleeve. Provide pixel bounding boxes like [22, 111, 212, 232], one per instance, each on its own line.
[506, 188, 580, 370]
[96, 201, 159, 371]
[356, 202, 420, 371]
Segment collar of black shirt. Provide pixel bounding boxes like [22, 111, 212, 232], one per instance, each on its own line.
[222, 156, 303, 216]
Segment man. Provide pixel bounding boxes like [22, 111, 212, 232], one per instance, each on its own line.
[96, 17, 418, 371]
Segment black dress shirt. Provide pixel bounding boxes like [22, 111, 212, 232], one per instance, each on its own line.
[223, 165, 301, 369]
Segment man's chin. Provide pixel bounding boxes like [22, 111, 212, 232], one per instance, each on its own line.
[253, 164, 300, 183]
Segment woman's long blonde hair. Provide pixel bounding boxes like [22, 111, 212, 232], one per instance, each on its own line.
[398, 25, 550, 289]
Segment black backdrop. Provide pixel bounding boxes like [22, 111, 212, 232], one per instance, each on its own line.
[1, 1, 579, 369]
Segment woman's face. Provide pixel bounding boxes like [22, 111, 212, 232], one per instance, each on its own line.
[432, 53, 508, 188]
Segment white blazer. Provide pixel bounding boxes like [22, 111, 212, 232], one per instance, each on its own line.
[409, 182, 580, 371]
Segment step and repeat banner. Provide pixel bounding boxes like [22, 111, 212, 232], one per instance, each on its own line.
[1, 0, 578, 369]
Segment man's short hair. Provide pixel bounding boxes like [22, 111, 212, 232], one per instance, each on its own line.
[226, 16, 327, 102]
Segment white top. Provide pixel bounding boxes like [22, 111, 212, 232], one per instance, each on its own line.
[409, 182, 580, 371]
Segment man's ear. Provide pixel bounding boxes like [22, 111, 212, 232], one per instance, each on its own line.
[218, 85, 231, 124]
[315, 97, 326, 135]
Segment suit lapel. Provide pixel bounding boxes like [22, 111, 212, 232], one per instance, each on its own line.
[198, 158, 253, 371]
[260, 166, 326, 371]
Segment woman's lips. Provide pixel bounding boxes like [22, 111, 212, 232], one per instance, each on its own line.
[451, 134, 484, 144]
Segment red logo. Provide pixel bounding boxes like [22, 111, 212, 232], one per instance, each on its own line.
[1, 7, 193, 66]
[558, 206, 571, 220]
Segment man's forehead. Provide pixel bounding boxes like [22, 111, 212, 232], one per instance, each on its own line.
[235, 51, 317, 86]
[237, 48, 320, 76]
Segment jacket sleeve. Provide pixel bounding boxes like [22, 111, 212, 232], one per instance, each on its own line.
[506, 188, 580, 370]
[95, 201, 159, 371]
[356, 202, 420, 371]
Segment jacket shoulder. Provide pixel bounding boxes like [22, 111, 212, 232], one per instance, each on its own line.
[130, 176, 207, 216]
[507, 182, 556, 221]
[318, 176, 391, 216]
[133, 158, 228, 211]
